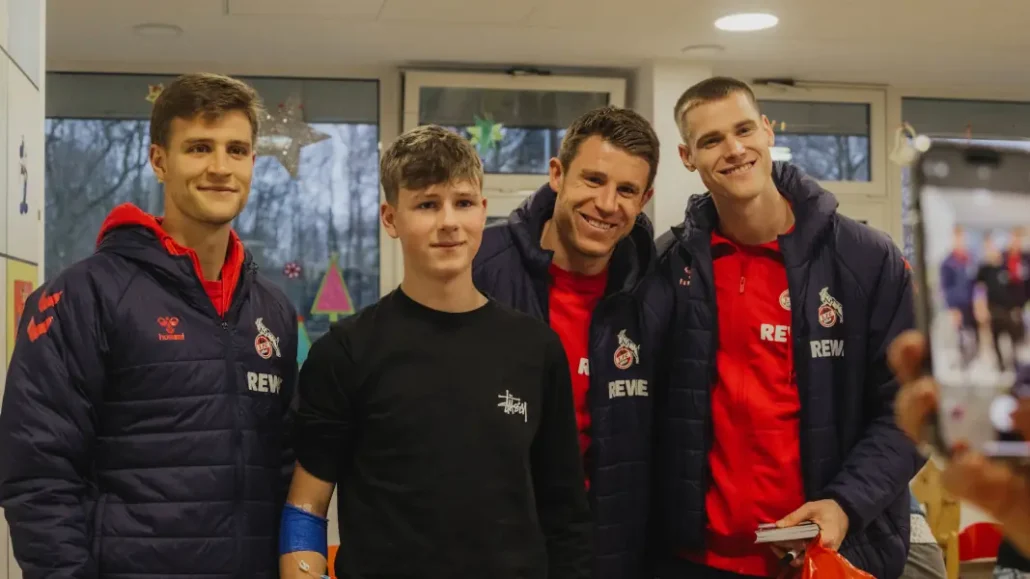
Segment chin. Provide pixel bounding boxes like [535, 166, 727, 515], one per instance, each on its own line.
[572, 238, 616, 260]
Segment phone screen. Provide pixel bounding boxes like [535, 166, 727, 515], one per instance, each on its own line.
[918, 170, 1030, 457]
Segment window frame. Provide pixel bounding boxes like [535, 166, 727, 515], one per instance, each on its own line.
[753, 84, 888, 199]
[401, 70, 627, 197]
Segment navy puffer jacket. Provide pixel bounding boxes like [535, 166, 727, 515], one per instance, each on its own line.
[652, 163, 925, 579]
[0, 204, 297, 579]
[473, 184, 671, 579]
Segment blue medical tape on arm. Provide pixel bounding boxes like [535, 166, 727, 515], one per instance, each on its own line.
[279, 503, 329, 557]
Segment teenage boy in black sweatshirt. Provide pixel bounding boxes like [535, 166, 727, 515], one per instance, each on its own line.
[278, 125, 593, 579]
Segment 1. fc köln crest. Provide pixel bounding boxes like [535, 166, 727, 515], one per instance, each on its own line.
[817, 287, 844, 328]
[613, 329, 641, 370]
[254, 317, 282, 359]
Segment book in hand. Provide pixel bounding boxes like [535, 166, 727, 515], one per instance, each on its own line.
[754, 521, 820, 544]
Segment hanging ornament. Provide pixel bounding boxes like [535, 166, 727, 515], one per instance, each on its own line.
[283, 261, 303, 280]
[310, 252, 355, 322]
[257, 96, 331, 179]
[146, 84, 164, 104]
[466, 114, 504, 157]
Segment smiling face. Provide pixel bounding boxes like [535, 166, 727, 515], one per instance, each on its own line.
[381, 180, 487, 281]
[150, 110, 255, 227]
[679, 91, 776, 204]
[549, 135, 654, 265]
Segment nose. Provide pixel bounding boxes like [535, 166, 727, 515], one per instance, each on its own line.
[722, 136, 746, 158]
[207, 149, 231, 176]
[438, 201, 459, 231]
[595, 184, 618, 215]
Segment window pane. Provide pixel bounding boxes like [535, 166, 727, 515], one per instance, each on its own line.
[759, 100, 871, 181]
[419, 87, 608, 175]
[45, 74, 380, 356]
[903, 98, 1030, 141]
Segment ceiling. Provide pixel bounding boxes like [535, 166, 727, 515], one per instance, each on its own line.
[46, 0, 1030, 91]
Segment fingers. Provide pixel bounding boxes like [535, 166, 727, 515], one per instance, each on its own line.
[887, 330, 927, 383]
[895, 376, 938, 442]
[776, 504, 812, 528]
[942, 450, 1029, 525]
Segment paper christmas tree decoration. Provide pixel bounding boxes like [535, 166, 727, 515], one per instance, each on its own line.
[466, 114, 504, 157]
[310, 252, 355, 321]
[297, 315, 311, 366]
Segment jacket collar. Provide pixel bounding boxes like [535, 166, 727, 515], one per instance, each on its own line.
[507, 183, 657, 294]
[672, 162, 838, 267]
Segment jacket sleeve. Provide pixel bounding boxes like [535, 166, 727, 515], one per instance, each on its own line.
[822, 250, 926, 532]
[531, 335, 593, 579]
[279, 306, 300, 502]
[0, 278, 106, 579]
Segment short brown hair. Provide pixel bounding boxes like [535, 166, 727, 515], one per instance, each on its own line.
[558, 106, 660, 190]
[674, 76, 759, 139]
[150, 73, 262, 148]
[380, 125, 484, 205]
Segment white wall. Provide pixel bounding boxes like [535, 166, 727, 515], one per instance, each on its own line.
[0, 0, 46, 576]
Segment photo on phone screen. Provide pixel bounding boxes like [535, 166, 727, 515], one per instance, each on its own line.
[915, 145, 1030, 457]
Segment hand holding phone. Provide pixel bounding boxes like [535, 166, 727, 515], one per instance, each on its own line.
[910, 141, 1030, 460]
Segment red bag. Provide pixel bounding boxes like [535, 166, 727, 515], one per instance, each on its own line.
[776, 536, 875, 579]
[794, 538, 875, 579]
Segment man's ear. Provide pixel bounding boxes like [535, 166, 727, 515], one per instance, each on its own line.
[380, 201, 399, 239]
[548, 157, 564, 192]
[149, 144, 167, 183]
[641, 188, 655, 207]
[761, 114, 776, 146]
[678, 144, 696, 173]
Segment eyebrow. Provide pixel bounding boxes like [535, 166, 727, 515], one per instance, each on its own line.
[182, 138, 252, 148]
[581, 168, 642, 193]
[696, 120, 758, 144]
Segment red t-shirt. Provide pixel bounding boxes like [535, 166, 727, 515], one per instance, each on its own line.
[548, 263, 607, 487]
[685, 230, 805, 577]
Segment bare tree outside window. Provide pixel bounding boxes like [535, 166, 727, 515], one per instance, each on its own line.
[44, 118, 381, 349]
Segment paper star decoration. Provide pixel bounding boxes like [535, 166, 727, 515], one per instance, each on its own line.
[257, 96, 331, 178]
[146, 84, 164, 104]
[466, 114, 504, 157]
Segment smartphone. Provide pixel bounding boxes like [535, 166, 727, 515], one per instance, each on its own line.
[910, 141, 1030, 460]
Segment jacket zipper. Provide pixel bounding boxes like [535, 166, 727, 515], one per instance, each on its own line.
[180, 254, 249, 578]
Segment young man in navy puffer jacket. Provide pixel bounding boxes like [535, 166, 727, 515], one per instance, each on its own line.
[0, 73, 297, 579]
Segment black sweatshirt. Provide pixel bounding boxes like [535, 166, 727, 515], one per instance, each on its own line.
[294, 288, 593, 579]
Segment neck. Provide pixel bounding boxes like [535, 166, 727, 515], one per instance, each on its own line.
[400, 269, 487, 313]
[712, 187, 794, 245]
[540, 218, 609, 276]
[161, 213, 232, 281]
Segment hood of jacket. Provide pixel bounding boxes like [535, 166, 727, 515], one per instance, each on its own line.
[506, 183, 657, 294]
[673, 162, 839, 266]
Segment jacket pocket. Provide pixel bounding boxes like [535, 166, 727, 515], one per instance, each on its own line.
[92, 494, 108, 569]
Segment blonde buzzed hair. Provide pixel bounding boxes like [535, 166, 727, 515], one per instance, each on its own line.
[380, 125, 484, 205]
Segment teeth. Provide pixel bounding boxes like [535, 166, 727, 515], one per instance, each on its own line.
[725, 162, 754, 175]
[584, 216, 615, 230]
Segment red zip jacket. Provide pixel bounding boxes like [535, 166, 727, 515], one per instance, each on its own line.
[685, 229, 806, 577]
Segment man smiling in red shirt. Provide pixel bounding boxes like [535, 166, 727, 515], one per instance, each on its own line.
[474, 106, 668, 579]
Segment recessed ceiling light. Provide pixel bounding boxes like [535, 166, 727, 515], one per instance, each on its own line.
[132, 23, 184, 37]
[680, 44, 726, 57]
[714, 13, 778, 32]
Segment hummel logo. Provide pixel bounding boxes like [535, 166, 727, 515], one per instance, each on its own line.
[26, 289, 62, 343]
